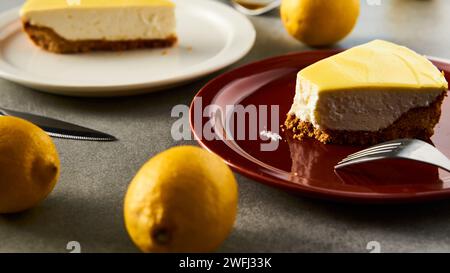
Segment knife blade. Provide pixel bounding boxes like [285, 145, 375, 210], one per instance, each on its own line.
[0, 107, 117, 142]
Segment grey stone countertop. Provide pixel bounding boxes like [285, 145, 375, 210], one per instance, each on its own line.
[1, 0, 450, 253]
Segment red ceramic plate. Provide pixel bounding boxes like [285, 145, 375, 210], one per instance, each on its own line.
[189, 50, 450, 203]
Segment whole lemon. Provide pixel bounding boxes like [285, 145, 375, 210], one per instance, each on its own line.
[124, 146, 238, 253]
[281, 0, 360, 47]
[0, 116, 60, 213]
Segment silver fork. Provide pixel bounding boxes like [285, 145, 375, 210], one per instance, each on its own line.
[335, 139, 450, 172]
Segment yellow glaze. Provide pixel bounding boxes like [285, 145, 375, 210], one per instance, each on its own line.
[299, 40, 448, 92]
[21, 0, 173, 13]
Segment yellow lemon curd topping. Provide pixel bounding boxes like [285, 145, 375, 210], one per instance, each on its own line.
[299, 40, 448, 92]
[21, 0, 174, 13]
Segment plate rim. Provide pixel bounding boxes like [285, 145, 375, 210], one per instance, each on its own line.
[0, 0, 256, 96]
[190, 49, 450, 204]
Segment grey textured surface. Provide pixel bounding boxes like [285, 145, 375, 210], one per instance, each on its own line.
[1, 0, 450, 253]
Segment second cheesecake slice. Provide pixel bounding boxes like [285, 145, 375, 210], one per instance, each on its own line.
[20, 0, 177, 54]
[285, 40, 448, 145]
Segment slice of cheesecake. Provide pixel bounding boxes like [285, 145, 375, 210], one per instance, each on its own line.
[20, 0, 177, 54]
[285, 40, 448, 145]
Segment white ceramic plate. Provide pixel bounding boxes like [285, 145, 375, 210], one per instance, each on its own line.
[0, 0, 255, 96]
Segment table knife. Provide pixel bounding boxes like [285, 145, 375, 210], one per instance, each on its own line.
[0, 107, 117, 142]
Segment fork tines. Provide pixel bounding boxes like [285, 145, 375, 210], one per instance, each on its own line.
[335, 141, 403, 169]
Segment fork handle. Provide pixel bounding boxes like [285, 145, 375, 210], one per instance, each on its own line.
[441, 161, 450, 173]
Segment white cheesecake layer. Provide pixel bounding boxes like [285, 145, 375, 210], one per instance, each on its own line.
[289, 76, 443, 132]
[21, 6, 176, 41]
